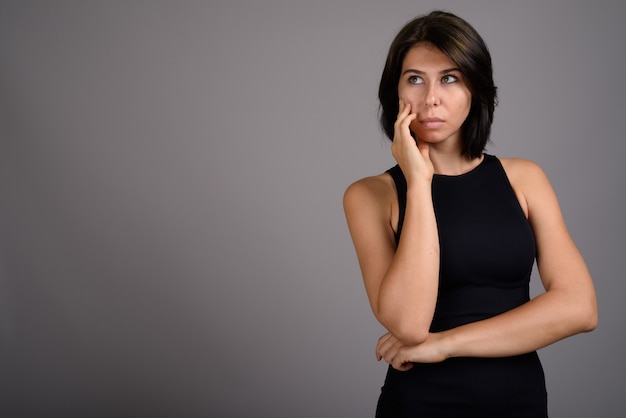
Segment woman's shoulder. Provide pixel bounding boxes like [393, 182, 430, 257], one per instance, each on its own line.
[343, 171, 397, 218]
[497, 156, 553, 214]
[498, 156, 541, 170]
[344, 171, 395, 202]
[497, 156, 547, 185]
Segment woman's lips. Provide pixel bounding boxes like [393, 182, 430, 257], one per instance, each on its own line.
[420, 117, 444, 129]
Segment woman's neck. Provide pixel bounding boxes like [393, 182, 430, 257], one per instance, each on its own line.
[429, 149, 483, 176]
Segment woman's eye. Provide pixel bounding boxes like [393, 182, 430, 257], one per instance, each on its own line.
[408, 75, 423, 84]
[442, 74, 458, 83]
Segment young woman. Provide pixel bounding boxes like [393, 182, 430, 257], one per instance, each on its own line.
[343, 10, 598, 416]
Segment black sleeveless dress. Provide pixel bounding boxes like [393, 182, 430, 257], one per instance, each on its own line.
[376, 154, 548, 417]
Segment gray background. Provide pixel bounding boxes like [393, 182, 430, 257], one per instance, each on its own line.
[1, 1, 624, 417]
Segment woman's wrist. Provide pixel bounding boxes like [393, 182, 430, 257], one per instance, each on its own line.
[437, 329, 457, 360]
[406, 178, 432, 198]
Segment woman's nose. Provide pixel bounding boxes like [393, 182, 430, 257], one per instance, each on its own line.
[424, 84, 440, 107]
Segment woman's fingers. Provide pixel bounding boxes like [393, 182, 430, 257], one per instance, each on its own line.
[375, 332, 393, 361]
[393, 354, 414, 371]
[376, 333, 416, 371]
[394, 100, 416, 140]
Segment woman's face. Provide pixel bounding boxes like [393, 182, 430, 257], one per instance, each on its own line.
[398, 43, 472, 147]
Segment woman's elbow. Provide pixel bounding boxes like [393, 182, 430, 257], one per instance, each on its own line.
[399, 330, 429, 346]
[391, 326, 429, 346]
[379, 314, 430, 345]
[574, 296, 598, 333]
[581, 303, 598, 332]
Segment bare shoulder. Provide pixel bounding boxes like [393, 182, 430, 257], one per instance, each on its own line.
[343, 172, 398, 231]
[499, 157, 560, 223]
[498, 157, 552, 218]
[343, 172, 395, 209]
[499, 157, 552, 192]
[499, 157, 545, 181]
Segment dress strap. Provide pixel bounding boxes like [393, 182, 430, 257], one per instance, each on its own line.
[385, 165, 406, 245]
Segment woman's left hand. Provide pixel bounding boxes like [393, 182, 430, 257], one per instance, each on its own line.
[375, 332, 448, 371]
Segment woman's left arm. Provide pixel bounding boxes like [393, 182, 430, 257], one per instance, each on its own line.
[377, 159, 598, 369]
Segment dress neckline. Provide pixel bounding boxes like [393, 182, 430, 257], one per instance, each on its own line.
[433, 153, 490, 179]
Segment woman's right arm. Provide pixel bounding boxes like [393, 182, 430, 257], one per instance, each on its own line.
[343, 101, 440, 345]
[343, 177, 439, 345]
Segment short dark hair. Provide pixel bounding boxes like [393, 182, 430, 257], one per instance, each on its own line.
[378, 10, 498, 158]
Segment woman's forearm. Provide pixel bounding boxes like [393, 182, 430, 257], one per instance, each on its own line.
[378, 182, 440, 345]
[440, 288, 597, 359]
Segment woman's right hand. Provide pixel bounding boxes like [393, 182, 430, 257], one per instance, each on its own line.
[391, 100, 434, 184]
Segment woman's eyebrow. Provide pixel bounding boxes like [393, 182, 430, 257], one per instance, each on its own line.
[401, 69, 424, 76]
[401, 67, 461, 75]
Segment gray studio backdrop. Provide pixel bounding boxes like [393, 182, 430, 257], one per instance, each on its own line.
[1, 1, 624, 417]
